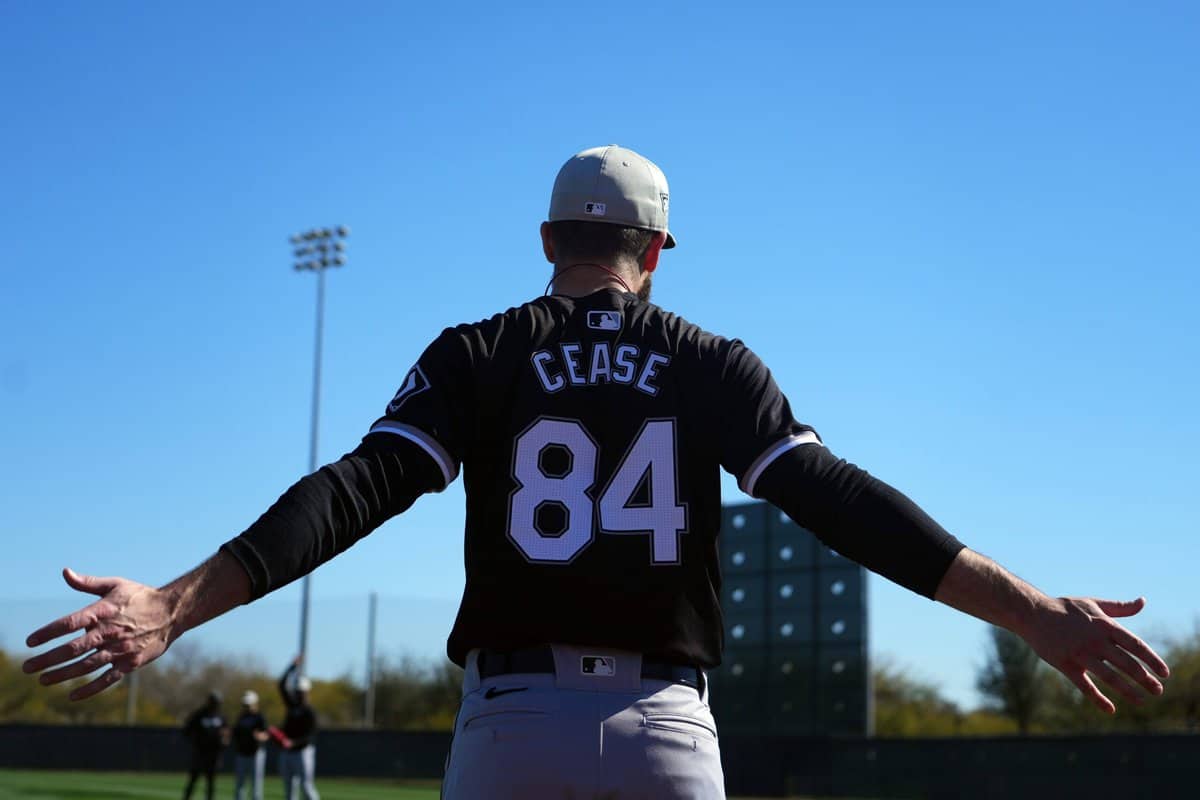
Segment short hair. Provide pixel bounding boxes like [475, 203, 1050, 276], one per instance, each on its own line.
[549, 220, 656, 266]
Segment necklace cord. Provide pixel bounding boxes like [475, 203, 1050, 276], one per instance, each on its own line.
[545, 262, 633, 296]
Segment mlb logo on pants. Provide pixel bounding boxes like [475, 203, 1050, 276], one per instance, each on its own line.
[581, 656, 615, 676]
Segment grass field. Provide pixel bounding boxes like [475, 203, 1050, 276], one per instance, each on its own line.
[0, 770, 441, 800]
[0, 770, 810, 800]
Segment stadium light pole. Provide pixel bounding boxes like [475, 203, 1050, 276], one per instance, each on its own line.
[364, 592, 378, 728]
[124, 671, 139, 725]
[289, 225, 349, 673]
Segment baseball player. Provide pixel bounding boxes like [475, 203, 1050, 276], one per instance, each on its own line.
[231, 690, 268, 800]
[23, 145, 1170, 799]
[181, 691, 227, 800]
[278, 656, 320, 800]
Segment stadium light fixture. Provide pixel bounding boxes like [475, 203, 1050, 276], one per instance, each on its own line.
[288, 225, 349, 675]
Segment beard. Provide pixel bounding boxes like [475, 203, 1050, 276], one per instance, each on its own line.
[637, 271, 652, 302]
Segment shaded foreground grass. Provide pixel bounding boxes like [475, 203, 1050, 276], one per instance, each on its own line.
[0, 769, 839, 799]
[0, 770, 439, 800]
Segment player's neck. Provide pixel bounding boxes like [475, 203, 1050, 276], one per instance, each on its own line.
[549, 261, 641, 297]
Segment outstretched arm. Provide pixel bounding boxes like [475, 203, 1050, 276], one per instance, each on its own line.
[279, 656, 301, 706]
[934, 548, 1168, 713]
[754, 443, 1169, 712]
[23, 437, 439, 700]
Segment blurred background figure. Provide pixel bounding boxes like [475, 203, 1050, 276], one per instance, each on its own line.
[181, 690, 226, 800]
[279, 656, 320, 800]
[232, 690, 269, 800]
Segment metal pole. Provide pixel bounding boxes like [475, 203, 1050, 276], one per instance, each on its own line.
[290, 225, 347, 674]
[309, 265, 326, 474]
[364, 592, 378, 728]
[298, 267, 326, 667]
[124, 671, 139, 725]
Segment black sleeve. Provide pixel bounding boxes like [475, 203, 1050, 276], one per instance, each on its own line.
[279, 664, 297, 707]
[715, 339, 821, 494]
[362, 327, 476, 491]
[220, 435, 442, 600]
[753, 443, 965, 599]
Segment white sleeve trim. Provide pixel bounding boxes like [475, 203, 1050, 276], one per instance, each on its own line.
[738, 431, 823, 496]
[368, 421, 460, 489]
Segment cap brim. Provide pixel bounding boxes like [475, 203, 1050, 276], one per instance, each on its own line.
[664, 230, 676, 249]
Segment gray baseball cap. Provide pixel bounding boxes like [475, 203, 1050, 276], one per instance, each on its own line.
[548, 145, 676, 248]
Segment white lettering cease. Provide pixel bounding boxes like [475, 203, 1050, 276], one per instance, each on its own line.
[635, 353, 670, 397]
[530, 344, 668, 396]
[560, 343, 586, 385]
[588, 342, 612, 384]
[532, 351, 565, 393]
[612, 345, 640, 385]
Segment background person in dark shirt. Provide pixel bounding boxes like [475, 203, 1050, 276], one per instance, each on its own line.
[181, 691, 226, 800]
[278, 656, 319, 800]
[231, 690, 268, 800]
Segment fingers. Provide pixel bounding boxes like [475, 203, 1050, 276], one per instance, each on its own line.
[1102, 644, 1165, 696]
[22, 628, 108, 674]
[38, 649, 117, 686]
[70, 666, 124, 702]
[1096, 597, 1142, 616]
[62, 568, 120, 597]
[1066, 667, 1115, 715]
[26, 600, 115, 648]
[1107, 625, 1170, 679]
[1084, 657, 1143, 707]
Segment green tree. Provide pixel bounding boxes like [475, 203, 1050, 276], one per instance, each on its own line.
[872, 657, 1015, 736]
[976, 626, 1047, 734]
[370, 656, 463, 730]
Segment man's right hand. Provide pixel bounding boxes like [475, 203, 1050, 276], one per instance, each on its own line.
[22, 568, 177, 700]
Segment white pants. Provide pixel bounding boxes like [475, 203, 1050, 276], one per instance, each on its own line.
[233, 750, 265, 800]
[442, 645, 725, 800]
[280, 745, 319, 800]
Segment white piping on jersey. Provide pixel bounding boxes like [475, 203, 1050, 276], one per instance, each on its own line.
[739, 431, 823, 497]
[368, 421, 459, 489]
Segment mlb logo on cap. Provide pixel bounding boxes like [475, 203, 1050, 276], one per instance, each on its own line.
[549, 145, 676, 248]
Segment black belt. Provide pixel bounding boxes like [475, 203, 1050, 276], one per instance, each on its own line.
[477, 647, 704, 691]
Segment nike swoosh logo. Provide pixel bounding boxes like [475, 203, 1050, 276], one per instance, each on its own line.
[483, 686, 528, 699]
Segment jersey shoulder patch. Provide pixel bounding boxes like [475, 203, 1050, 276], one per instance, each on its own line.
[386, 365, 431, 413]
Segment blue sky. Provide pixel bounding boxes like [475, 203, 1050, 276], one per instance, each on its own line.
[2, 1, 1196, 708]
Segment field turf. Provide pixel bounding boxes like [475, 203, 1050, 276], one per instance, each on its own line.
[0, 770, 441, 800]
[0, 770, 819, 799]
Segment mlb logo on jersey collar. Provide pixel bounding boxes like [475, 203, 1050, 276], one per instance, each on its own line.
[587, 311, 622, 331]
[581, 655, 616, 676]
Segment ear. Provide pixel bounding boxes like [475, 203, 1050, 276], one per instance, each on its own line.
[540, 221, 556, 264]
[641, 231, 667, 274]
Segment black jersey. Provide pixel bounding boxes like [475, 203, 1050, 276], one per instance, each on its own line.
[183, 708, 226, 753]
[365, 289, 817, 668]
[231, 711, 267, 756]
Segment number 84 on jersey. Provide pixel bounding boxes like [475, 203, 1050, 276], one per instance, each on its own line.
[507, 417, 688, 566]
